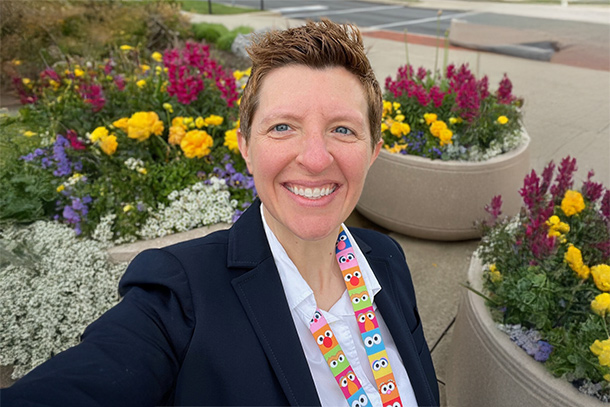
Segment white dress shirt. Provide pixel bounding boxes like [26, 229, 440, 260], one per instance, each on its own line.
[261, 206, 418, 407]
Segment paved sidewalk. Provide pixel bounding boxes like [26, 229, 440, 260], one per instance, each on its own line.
[189, 2, 610, 404]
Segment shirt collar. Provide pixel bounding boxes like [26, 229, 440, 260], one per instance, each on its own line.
[260, 204, 382, 321]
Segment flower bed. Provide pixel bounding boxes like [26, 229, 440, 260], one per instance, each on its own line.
[477, 157, 610, 399]
[3, 41, 256, 243]
[381, 63, 524, 161]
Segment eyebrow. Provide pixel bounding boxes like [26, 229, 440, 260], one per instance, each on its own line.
[258, 109, 366, 128]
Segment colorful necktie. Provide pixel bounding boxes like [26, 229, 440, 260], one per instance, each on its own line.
[308, 227, 403, 407]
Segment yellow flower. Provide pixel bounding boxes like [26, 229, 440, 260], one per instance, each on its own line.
[592, 293, 610, 317]
[112, 117, 129, 130]
[22, 78, 31, 86]
[169, 117, 187, 146]
[439, 128, 453, 146]
[497, 115, 509, 125]
[89, 126, 109, 142]
[382, 100, 393, 117]
[195, 116, 205, 129]
[183, 117, 194, 126]
[394, 114, 405, 122]
[12, 59, 21, 66]
[162, 103, 174, 113]
[22, 130, 36, 137]
[605, 374, 610, 382]
[449, 117, 459, 124]
[233, 70, 246, 81]
[424, 113, 437, 125]
[136, 79, 146, 88]
[99, 134, 118, 155]
[181, 130, 214, 158]
[390, 121, 407, 137]
[564, 245, 590, 279]
[591, 339, 610, 366]
[561, 190, 585, 217]
[140, 64, 150, 73]
[127, 111, 164, 142]
[120, 45, 134, 51]
[384, 143, 408, 154]
[204, 115, 224, 126]
[429, 120, 447, 138]
[49, 79, 60, 90]
[137, 167, 147, 175]
[592, 265, 610, 292]
[489, 264, 502, 283]
[380, 122, 389, 132]
[151, 52, 163, 62]
[546, 215, 570, 240]
[74, 68, 85, 78]
[392, 102, 401, 111]
[123, 204, 134, 212]
[224, 128, 239, 154]
[56, 185, 65, 193]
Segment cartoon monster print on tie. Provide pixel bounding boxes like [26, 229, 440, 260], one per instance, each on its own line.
[361, 327, 385, 355]
[356, 306, 378, 332]
[327, 349, 350, 376]
[347, 388, 370, 407]
[350, 288, 372, 312]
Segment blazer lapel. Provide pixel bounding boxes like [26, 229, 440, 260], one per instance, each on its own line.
[228, 201, 321, 406]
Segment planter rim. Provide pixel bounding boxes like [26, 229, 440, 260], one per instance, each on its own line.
[379, 130, 530, 172]
[464, 253, 605, 406]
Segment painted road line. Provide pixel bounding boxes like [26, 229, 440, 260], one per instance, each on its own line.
[271, 5, 328, 13]
[368, 11, 481, 30]
[286, 5, 404, 19]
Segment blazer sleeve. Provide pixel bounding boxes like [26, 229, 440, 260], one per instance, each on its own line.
[2, 248, 196, 407]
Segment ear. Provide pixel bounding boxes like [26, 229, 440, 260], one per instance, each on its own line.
[237, 129, 253, 174]
[369, 139, 383, 168]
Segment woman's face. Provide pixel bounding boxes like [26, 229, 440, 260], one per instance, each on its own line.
[238, 65, 381, 243]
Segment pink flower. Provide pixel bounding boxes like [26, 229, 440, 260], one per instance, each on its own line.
[66, 129, 86, 151]
[429, 86, 445, 108]
[582, 170, 604, 203]
[454, 79, 480, 122]
[497, 73, 515, 104]
[550, 156, 577, 201]
[79, 83, 106, 112]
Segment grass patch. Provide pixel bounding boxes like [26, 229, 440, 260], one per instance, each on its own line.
[178, 1, 257, 14]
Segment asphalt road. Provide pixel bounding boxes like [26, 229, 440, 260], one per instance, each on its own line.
[213, 0, 609, 70]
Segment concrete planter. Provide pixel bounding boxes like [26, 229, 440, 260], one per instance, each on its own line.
[356, 133, 530, 241]
[446, 254, 604, 407]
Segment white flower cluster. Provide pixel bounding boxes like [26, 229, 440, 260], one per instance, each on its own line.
[91, 212, 117, 246]
[0, 221, 127, 379]
[124, 157, 145, 172]
[138, 177, 237, 240]
[444, 131, 525, 162]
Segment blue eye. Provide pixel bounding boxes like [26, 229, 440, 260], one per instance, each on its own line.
[334, 126, 352, 135]
[274, 124, 290, 132]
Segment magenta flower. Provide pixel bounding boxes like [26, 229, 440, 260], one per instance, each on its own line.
[497, 73, 515, 104]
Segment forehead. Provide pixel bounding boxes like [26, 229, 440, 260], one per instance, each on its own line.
[254, 65, 368, 123]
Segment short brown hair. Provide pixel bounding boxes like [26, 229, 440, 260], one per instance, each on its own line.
[239, 19, 382, 149]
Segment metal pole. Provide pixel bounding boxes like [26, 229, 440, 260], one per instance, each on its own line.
[208, 0, 212, 14]
[261, 0, 264, 11]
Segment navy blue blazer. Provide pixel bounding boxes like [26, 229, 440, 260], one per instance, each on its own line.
[3, 200, 439, 406]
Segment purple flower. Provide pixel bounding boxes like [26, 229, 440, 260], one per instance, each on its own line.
[53, 135, 72, 177]
[601, 189, 610, 220]
[496, 73, 515, 104]
[62, 205, 80, 224]
[534, 341, 553, 362]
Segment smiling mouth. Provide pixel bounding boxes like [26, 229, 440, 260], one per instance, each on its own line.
[285, 184, 337, 200]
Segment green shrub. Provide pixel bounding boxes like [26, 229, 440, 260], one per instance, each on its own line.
[192, 22, 229, 44]
[217, 32, 238, 51]
[232, 25, 254, 36]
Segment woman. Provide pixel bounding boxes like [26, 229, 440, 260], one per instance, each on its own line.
[3, 19, 439, 407]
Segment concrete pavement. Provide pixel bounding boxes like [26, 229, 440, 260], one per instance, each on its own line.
[190, 3, 610, 404]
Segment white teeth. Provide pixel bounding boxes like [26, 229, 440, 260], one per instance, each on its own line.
[288, 185, 335, 199]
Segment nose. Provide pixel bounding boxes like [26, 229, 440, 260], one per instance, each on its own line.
[296, 132, 334, 173]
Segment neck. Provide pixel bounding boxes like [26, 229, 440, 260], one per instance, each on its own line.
[264, 208, 345, 311]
